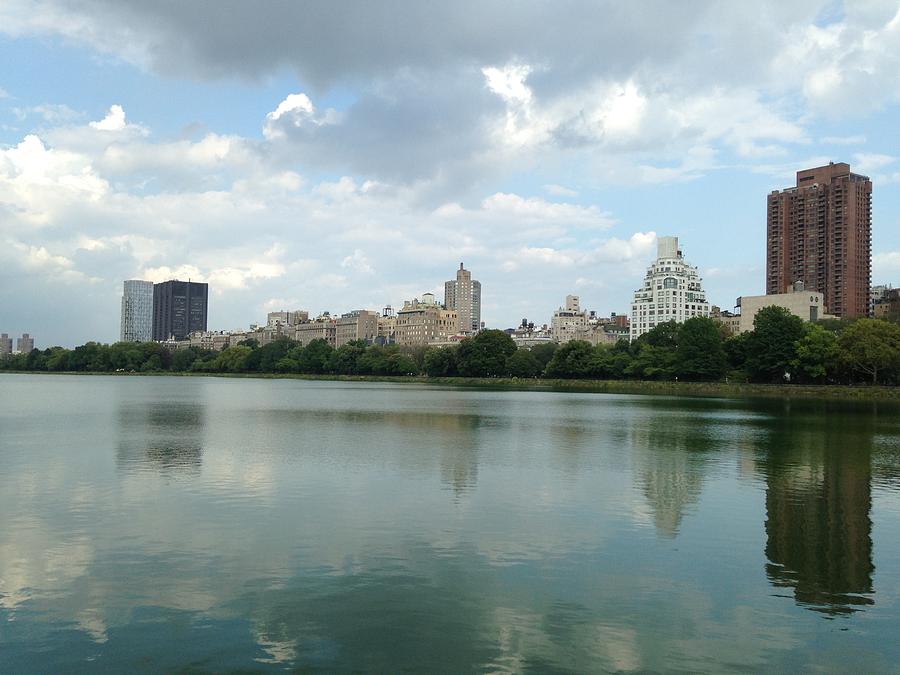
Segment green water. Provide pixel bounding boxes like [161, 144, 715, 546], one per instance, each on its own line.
[1, 374, 899, 673]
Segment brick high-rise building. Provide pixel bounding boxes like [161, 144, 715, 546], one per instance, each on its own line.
[152, 280, 209, 341]
[766, 162, 872, 318]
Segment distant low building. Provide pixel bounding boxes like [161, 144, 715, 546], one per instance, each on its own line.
[267, 310, 309, 328]
[335, 310, 380, 347]
[722, 284, 831, 335]
[873, 287, 899, 320]
[291, 318, 336, 347]
[395, 296, 459, 346]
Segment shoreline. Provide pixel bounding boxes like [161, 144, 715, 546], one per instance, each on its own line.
[3, 370, 899, 401]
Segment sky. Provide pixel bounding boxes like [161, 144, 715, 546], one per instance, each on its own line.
[1, 0, 900, 348]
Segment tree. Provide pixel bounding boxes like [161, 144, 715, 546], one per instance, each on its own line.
[625, 343, 676, 380]
[744, 306, 805, 383]
[329, 341, 367, 375]
[792, 323, 840, 383]
[675, 317, 727, 381]
[839, 319, 900, 385]
[456, 330, 517, 377]
[212, 345, 253, 372]
[643, 321, 679, 349]
[424, 346, 458, 377]
[530, 342, 558, 370]
[297, 339, 334, 374]
[506, 349, 542, 378]
[544, 340, 594, 378]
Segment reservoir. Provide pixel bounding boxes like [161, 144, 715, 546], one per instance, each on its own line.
[1, 374, 899, 672]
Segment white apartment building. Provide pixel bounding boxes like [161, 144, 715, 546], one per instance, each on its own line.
[630, 236, 709, 341]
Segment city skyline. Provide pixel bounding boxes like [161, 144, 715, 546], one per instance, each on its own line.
[2, 3, 900, 348]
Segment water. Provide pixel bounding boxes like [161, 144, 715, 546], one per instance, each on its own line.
[1, 374, 899, 673]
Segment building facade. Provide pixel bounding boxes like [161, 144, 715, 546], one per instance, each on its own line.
[551, 295, 587, 343]
[728, 286, 827, 335]
[766, 162, 872, 318]
[630, 236, 709, 341]
[0, 333, 12, 356]
[395, 298, 458, 346]
[335, 310, 380, 347]
[16, 333, 34, 353]
[291, 320, 336, 347]
[267, 310, 309, 328]
[120, 279, 154, 342]
[444, 263, 481, 335]
[152, 280, 209, 341]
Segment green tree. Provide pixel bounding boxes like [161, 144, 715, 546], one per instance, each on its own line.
[745, 306, 805, 383]
[297, 339, 334, 374]
[791, 323, 840, 383]
[544, 340, 594, 378]
[838, 319, 900, 385]
[246, 338, 296, 373]
[625, 343, 676, 380]
[506, 348, 542, 378]
[643, 320, 679, 349]
[456, 330, 517, 377]
[329, 340, 367, 375]
[424, 346, 458, 377]
[675, 316, 727, 381]
[212, 345, 253, 372]
[530, 342, 558, 370]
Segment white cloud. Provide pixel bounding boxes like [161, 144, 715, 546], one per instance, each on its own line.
[89, 104, 126, 131]
[262, 92, 340, 140]
[822, 134, 867, 145]
[873, 251, 900, 280]
[853, 152, 896, 174]
[340, 249, 374, 274]
[543, 184, 578, 198]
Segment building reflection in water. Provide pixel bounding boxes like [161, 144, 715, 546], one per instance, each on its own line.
[116, 401, 205, 475]
[758, 401, 874, 615]
[630, 405, 720, 538]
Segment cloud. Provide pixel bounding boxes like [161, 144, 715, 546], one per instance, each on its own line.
[89, 104, 127, 131]
[822, 134, 866, 145]
[853, 152, 896, 174]
[543, 184, 578, 197]
[873, 251, 900, 280]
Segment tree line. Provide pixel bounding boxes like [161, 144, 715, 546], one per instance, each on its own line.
[2, 307, 899, 385]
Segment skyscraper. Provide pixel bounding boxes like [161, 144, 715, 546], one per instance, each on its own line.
[0, 333, 12, 356]
[444, 263, 481, 335]
[120, 280, 154, 342]
[16, 333, 34, 353]
[766, 162, 872, 318]
[630, 236, 709, 341]
[152, 280, 209, 341]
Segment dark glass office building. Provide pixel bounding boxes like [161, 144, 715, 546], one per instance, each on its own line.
[152, 280, 209, 341]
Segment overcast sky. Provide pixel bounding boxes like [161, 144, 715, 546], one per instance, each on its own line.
[2, 0, 900, 347]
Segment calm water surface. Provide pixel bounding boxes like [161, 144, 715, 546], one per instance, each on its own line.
[1, 374, 900, 673]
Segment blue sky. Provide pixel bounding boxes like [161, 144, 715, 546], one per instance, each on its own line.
[1, 1, 899, 347]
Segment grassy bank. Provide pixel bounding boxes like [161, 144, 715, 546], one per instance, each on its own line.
[5, 370, 899, 401]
